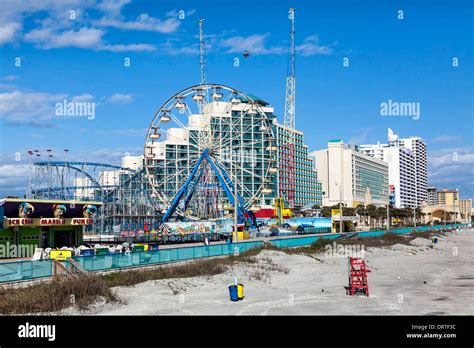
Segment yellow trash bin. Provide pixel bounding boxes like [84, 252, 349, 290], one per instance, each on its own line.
[237, 283, 244, 300]
[50, 250, 72, 261]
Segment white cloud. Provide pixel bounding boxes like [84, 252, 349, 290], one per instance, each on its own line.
[348, 128, 373, 145]
[100, 43, 156, 52]
[2, 1, 174, 51]
[431, 135, 463, 143]
[25, 27, 103, 49]
[96, 128, 146, 137]
[95, 14, 180, 33]
[106, 93, 135, 104]
[0, 90, 66, 127]
[219, 33, 284, 55]
[25, 26, 156, 52]
[0, 90, 98, 127]
[72, 94, 95, 103]
[74, 147, 142, 164]
[0, 164, 29, 194]
[0, 84, 17, 91]
[428, 147, 474, 198]
[165, 9, 197, 18]
[296, 35, 335, 56]
[97, 0, 132, 18]
[0, 22, 21, 44]
[157, 41, 198, 55]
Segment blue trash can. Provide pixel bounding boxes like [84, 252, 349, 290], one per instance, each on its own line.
[80, 249, 94, 257]
[228, 285, 239, 302]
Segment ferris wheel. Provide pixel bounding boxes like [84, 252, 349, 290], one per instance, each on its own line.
[144, 84, 277, 220]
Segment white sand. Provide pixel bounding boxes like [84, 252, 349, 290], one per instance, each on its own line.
[80, 229, 474, 315]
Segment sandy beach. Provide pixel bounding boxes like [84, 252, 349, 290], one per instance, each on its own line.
[74, 229, 474, 315]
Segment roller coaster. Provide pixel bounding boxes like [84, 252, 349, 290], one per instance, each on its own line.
[28, 84, 274, 235]
[29, 160, 158, 234]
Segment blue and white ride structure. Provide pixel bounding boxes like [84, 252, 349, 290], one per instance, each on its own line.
[144, 84, 277, 224]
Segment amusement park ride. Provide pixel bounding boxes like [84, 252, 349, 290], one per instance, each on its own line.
[27, 10, 300, 234]
[28, 84, 274, 233]
[143, 83, 275, 229]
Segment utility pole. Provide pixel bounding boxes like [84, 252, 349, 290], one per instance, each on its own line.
[413, 206, 416, 228]
[198, 19, 207, 86]
[444, 207, 446, 229]
[386, 204, 390, 231]
[281, 8, 296, 210]
[233, 175, 238, 243]
[335, 182, 343, 233]
[339, 184, 343, 234]
[339, 143, 344, 234]
[284, 8, 296, 130]
[453, 201, 456, 225]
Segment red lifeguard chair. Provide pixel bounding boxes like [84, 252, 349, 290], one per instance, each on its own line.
[346, 257, 371, 297]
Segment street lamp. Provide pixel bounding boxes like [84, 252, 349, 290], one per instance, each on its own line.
[335, 182, 343, 233]
[26, 150, 38, 198]
[233, 174, 238, 243]
[413, 206, 416, 228]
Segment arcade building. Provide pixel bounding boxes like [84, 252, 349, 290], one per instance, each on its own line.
[0, 198, 101, 258]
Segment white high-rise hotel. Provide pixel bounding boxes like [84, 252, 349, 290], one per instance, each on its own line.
[359, 129, 427, 208]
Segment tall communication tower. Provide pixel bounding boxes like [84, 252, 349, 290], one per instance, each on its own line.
[199, 19, 207, 85]
[284, 8, 296, 129]
[279, 8, 296, 208]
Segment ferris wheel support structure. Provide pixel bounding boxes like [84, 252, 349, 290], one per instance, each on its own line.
[144, 83, 276, 221]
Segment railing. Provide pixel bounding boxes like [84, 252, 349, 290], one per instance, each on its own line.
[269, 224, 469, 249]
[269, 233, 340, 248]
[72, 241, 264, 272]
[53, 258, 88, 280]
[0, 259, 52, 283]
[0, 224, 468, 283]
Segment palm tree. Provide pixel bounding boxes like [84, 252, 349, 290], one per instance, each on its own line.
[356, 204, 366, 227]
[377, 206, 387, 228]
[366, 204, 377, 229]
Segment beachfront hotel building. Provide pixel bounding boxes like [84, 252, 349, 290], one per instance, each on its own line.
[459, 199, 472, 223]
[274, 123, 323, 207]
[314, 139, 389, 208]
[359, 128, 427, 208]
[144, 95, 322, 210]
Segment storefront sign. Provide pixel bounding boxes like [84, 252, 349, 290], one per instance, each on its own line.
[70, 218, 93, 225]
[5, 218, 34, 226]
[40, 218, 65, 225]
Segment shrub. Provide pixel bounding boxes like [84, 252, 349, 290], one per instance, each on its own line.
[0, 274, 116, 314]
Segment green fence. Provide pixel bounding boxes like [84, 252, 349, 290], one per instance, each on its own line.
[0, 224, 468, 282]
[71, 241, 264, 272]
[0, 259, 52, 283]
[269, 224, 469, 249]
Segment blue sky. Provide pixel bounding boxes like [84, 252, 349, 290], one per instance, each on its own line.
[0, 0, 473, 199]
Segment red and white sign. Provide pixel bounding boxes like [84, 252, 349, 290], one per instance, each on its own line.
[6, 218, 34, 226]
[40, 218, 65, 225]
[71, 218, 93, 225]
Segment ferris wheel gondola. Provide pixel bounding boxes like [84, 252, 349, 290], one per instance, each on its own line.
[144, 84, 276, 220]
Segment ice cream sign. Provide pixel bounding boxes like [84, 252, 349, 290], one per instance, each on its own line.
[6, 218, 34, 226]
